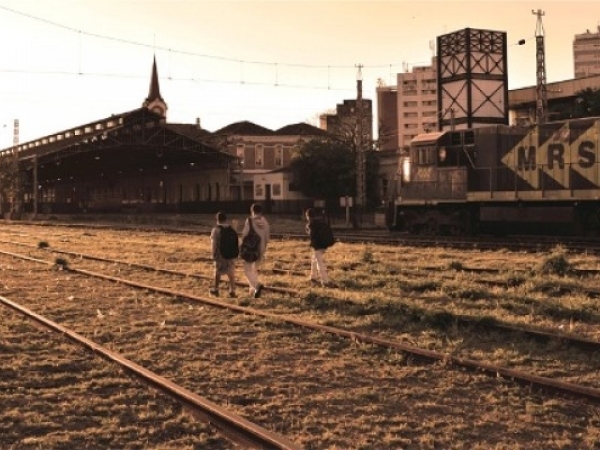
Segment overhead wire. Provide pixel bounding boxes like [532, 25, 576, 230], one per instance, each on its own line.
[0, 3, 407, 90]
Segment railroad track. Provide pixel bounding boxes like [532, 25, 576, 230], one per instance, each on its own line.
[1, 294, 302, 450]
[3, 224, 595, 448]
[3, 223, 600, 447]
[13, 216, 600, 254]
[3, 244, 600, 396]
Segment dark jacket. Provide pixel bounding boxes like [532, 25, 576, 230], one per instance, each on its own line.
[306, 219, 331, 250]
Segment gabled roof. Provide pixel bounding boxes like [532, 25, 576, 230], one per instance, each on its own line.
[275, 122, 329, 136]
[213, 121, 274, 136]
[165, 123, 212, 140]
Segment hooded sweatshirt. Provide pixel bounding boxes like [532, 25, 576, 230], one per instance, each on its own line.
[242, 214, 270, 258]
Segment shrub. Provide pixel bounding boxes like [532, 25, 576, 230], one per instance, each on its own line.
[539, 250, 571, 276]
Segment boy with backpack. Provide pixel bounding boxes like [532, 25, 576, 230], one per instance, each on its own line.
[241, 203, 270, 298]
[305, 207, 335, 287]
[209, 211, 239, 297]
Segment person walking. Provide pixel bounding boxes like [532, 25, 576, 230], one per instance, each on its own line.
[305, 207, 335, 287]
[241, 203, 270, 298]
[209, 211, 238, 297]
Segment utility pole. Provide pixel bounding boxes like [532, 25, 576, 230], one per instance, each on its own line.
[355, 64, 366, 210]
[12, 119, 20, 216]
[533, 9, 548, 124]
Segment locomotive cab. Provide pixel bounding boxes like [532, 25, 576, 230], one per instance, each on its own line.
[393, 129, 476, 234]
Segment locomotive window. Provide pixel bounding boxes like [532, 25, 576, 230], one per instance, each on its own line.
[464, 131, 475, 145]
[417, 146, 436, 165]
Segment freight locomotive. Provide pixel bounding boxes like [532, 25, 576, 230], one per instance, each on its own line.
[392, 117, 600, 236]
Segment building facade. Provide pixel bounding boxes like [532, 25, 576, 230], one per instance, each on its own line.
[375, 82, 398, 152]
[574, 27, 600, 78]
[396, 58, 438, 149]
[213, 121, 329, 213]
[319, 98, 374, 143]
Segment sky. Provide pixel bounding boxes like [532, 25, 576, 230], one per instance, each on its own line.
[0, 0, 598, 147]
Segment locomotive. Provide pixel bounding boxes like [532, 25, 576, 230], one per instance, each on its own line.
[392, 117, 600, 236]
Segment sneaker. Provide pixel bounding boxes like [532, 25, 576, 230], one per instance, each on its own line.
[209, 288, 219, 296]
[253, 284, 263, 298]
[228, 291, 237, 298]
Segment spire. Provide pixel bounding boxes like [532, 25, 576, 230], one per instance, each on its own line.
[147, 56, 163, 102]
[143, 55, 167, 118]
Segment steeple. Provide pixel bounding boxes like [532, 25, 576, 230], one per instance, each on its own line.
[142, 55, 168, 118]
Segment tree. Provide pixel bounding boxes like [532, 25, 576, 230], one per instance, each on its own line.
[289, 136, 379, 209]
[0, 150, 20, 216]
[549, 87, 600, 120]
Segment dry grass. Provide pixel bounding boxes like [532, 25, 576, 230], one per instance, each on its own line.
[2, 222, 600, 449]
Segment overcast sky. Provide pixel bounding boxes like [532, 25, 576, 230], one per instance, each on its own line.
[0, 0, 598, 146]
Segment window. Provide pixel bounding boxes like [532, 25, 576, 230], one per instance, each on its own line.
[272, 183, 281, 196]
[417, 146, 436, 165]
[255, 183, 264, 197]
[381, 177, 389, 198]
[255, 144, 264, 167]
[236, 144, 245, 166]
[274, 145, 283, 167]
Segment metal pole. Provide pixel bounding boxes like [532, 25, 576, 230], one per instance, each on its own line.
[533, 9, 547, 124]
[33, 155, 38, 216]
[355, 64, 366, 208]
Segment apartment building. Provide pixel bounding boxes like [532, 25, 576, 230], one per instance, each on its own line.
[395, 58, 438, 150]
[574, 26, 600, 78]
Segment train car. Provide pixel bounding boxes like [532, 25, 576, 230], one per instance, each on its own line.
[392, 117, 600, 236]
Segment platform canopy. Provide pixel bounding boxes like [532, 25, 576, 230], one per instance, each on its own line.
[4, 108, 234, 184]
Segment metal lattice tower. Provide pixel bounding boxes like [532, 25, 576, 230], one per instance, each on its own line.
[355, 64, 366, 208]
[533, 9, 548, 124]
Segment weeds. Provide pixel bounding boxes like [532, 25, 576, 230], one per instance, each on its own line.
[538, 247, 572, 276]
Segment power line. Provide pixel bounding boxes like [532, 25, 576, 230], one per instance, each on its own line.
[0, 67, 359, 92]
[0, 4, 406, 71]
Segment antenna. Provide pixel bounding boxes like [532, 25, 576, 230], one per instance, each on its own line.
[532, 9, 548, 124]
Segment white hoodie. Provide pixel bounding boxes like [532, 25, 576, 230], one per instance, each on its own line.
[243, 214, 270, 258]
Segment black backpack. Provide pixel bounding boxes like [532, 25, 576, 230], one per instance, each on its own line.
[240, 218, 261, 262]
[218, 225, 239, 259]
[315, 220, 335, 249]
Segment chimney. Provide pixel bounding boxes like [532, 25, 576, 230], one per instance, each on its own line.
[196, 117, 201, 129]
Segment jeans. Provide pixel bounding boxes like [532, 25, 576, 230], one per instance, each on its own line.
[310, 249, 329, 283]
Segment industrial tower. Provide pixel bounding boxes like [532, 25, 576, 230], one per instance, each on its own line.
[533, 9, 548, 124]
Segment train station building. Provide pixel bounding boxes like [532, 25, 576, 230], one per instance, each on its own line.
[0, 57, 330, 217]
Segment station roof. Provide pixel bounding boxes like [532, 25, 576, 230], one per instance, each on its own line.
[5, 107, 234, 184]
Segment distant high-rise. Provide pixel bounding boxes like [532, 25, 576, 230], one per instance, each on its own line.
[574, 27, 600, 78]
[375, 58, 438, 151]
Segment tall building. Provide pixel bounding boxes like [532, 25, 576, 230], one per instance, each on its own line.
[375, 59, 438, 151]
[574, 27, 600, 78]
[390, 58, 438, 150]
[375, 82, 398, 151]
[319, 98, 373, 142]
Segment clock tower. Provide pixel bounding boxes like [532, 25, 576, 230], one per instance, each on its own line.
[143, 56, 168, 118]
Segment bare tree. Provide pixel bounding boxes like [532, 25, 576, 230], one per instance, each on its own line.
[0, 150, 20, 217]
